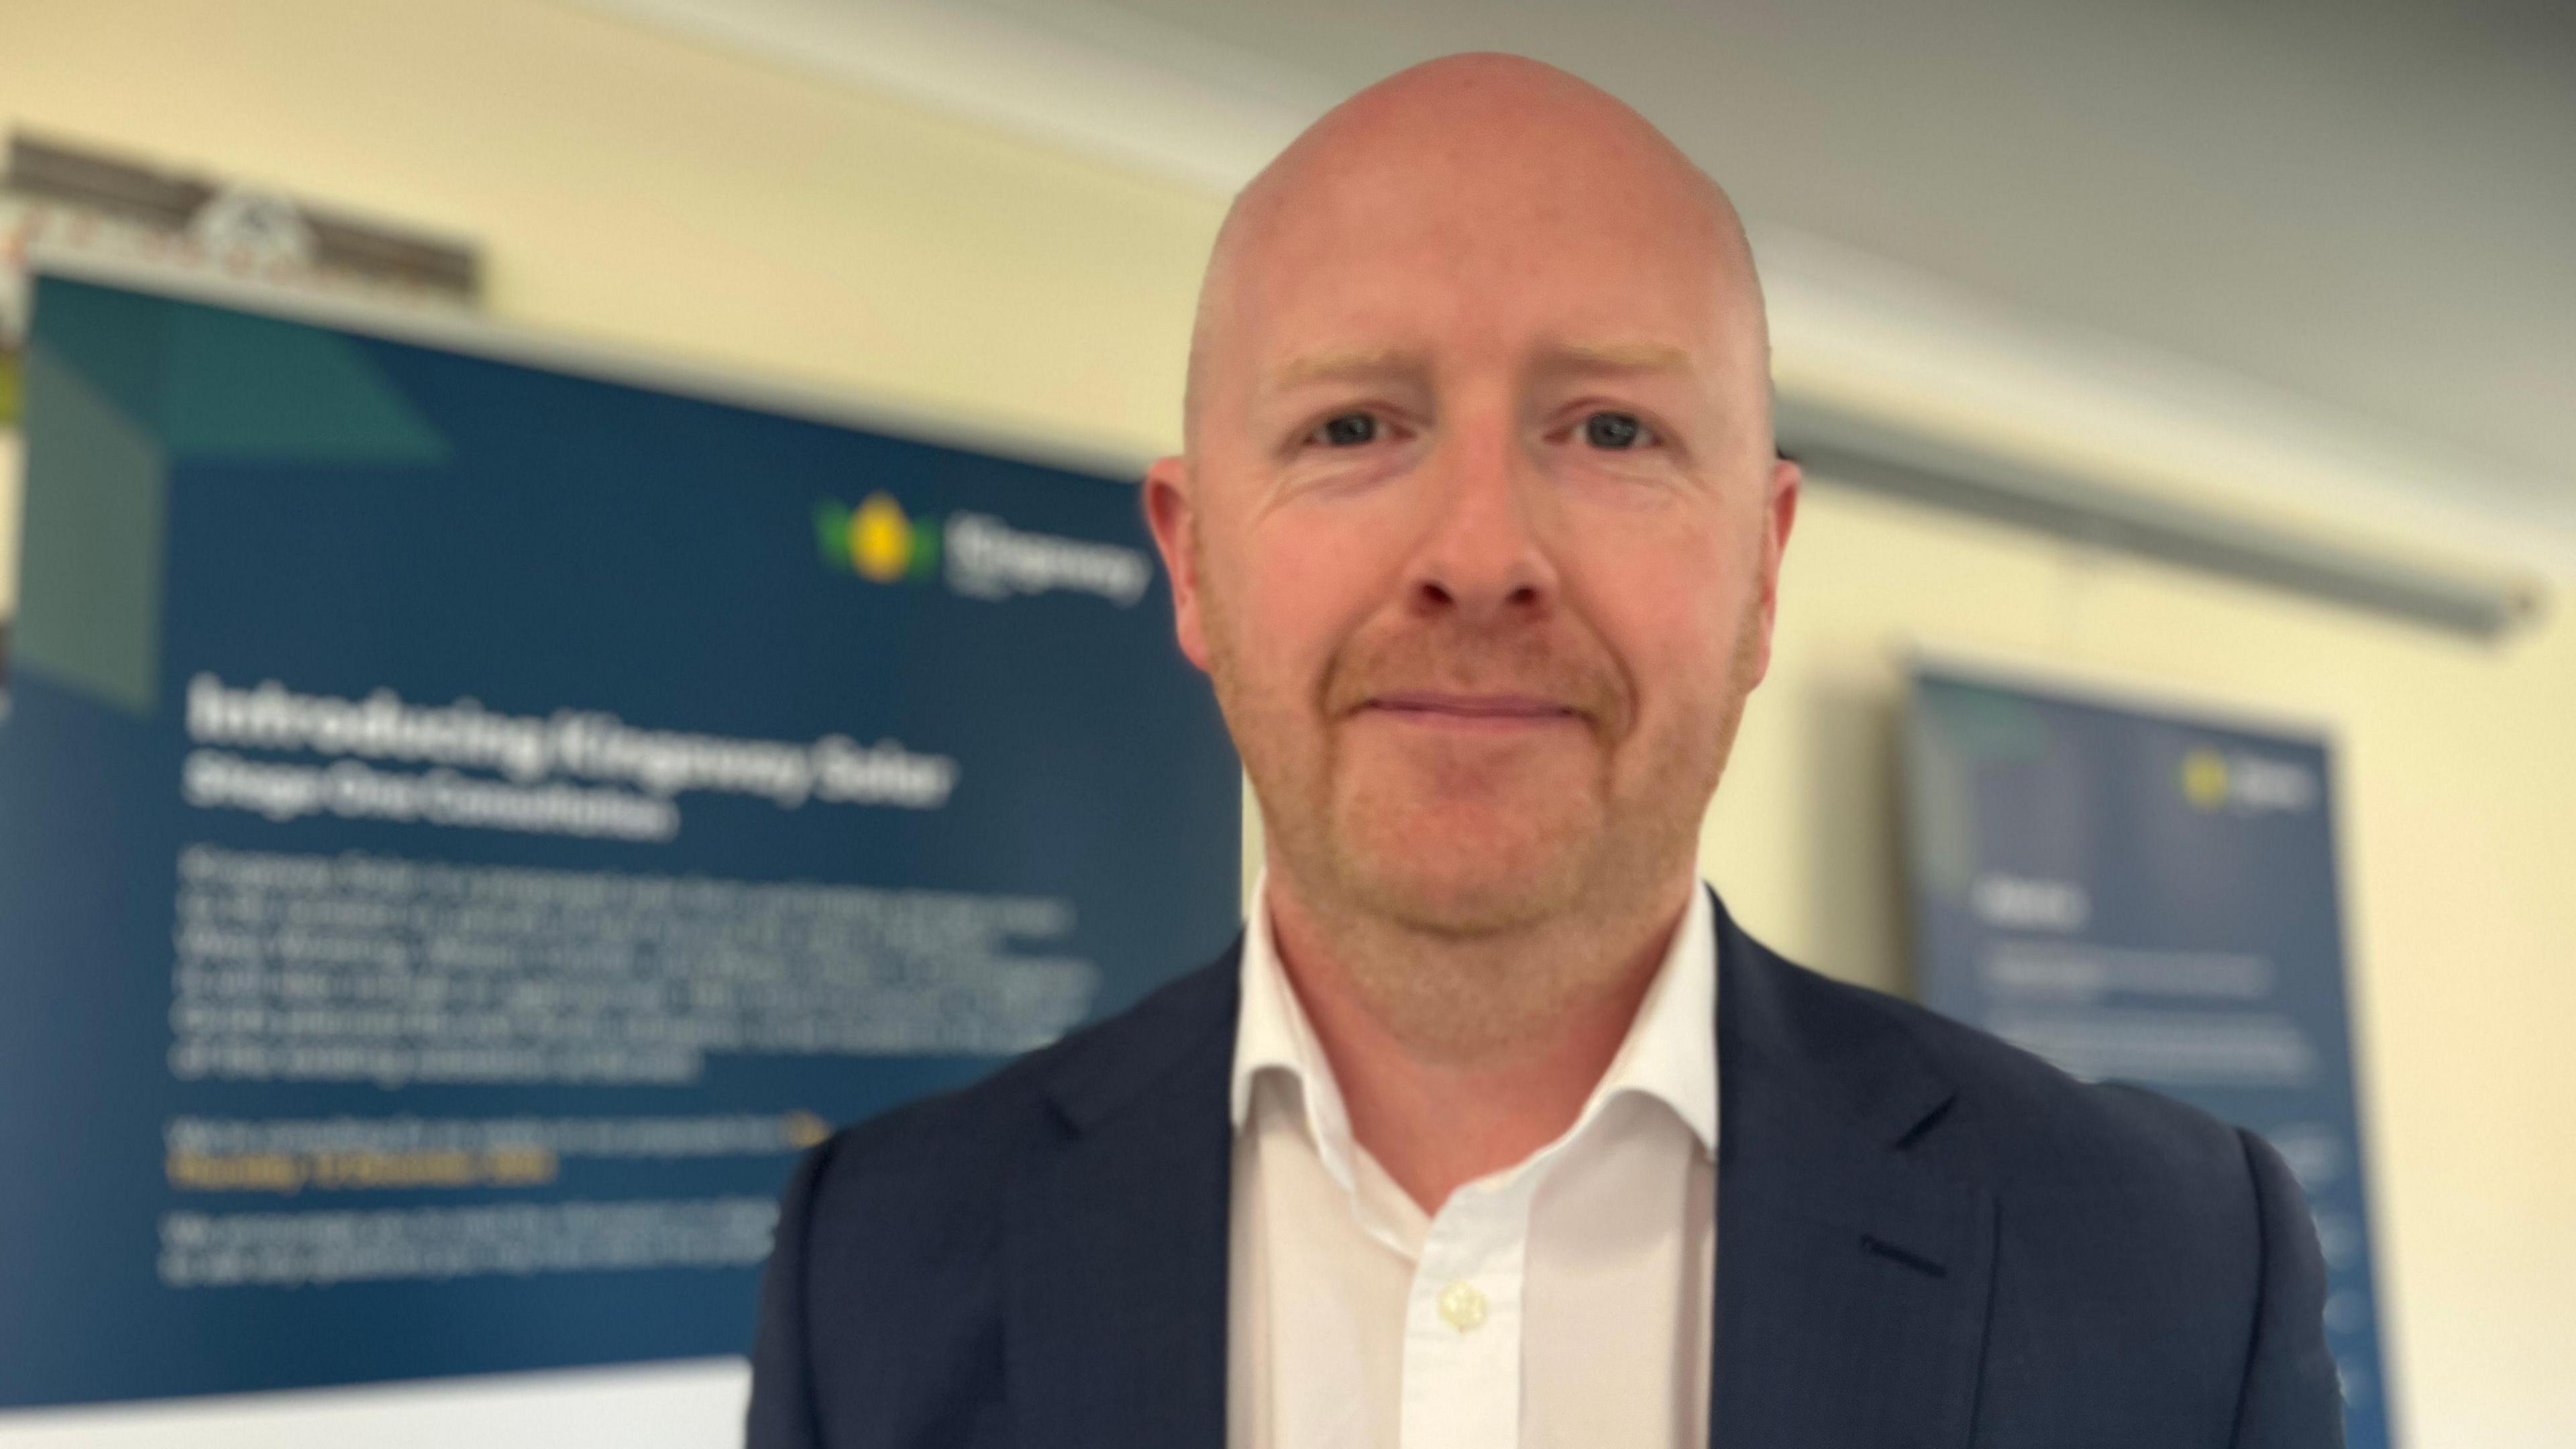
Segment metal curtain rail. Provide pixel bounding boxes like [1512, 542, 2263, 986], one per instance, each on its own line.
[1775, 397, 2546, 641]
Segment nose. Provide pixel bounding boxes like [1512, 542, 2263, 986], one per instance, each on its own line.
[1403, 421, 1559, 624]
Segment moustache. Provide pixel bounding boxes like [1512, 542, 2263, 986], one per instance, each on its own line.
[1319, 623, 1630, 732]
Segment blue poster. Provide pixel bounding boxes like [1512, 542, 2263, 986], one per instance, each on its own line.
[0, 272, 1241, 1408]
[1906, 664, 2392, 1448]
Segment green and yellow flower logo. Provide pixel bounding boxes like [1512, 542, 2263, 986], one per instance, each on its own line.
[815, 493, 941, 583]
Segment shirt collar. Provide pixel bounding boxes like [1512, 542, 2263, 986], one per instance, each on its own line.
[1228, 872, 1719, 1182]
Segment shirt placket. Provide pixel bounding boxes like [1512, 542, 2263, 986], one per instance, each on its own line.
[1397, 1169, 1539, 1449]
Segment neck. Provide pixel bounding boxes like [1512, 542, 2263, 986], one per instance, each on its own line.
[1263, 862, 1695, 1214]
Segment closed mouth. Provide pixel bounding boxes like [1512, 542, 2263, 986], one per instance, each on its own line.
[1360, 692, 1582, 724]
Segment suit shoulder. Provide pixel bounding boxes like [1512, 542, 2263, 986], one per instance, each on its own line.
[804, 951, 1238, 1212]
[1772, 951, 2251, 1197]
[757, 950, 1238, 1438]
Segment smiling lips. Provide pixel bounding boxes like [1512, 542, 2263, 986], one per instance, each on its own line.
[1361, 691, 1583, 729]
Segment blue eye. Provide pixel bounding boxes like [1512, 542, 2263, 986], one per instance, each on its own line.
[1312, 413, 1379, 447]
[1583, 412, 1650, 449]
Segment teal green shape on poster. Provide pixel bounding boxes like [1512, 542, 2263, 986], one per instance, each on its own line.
[28, 277, 449, 464]
[23, 281, 171, 435]
[161, 306, 447, 464]
[12, 278, 452, 716]
[12, 344, 168, 716]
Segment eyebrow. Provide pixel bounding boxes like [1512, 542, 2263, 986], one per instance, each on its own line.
[1264, 340, 1693, 392]
[1265, 347, 1426, 390]
[1532, 339, 1695, 374]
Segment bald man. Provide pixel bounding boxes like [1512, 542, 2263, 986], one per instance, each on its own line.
[747, 54, 2343, 1449]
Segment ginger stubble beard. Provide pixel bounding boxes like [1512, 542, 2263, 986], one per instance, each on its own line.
[1203, 526, 1768, 1063]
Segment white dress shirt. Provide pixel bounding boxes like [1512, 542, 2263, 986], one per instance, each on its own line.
[1226, 876, 1718, 1449]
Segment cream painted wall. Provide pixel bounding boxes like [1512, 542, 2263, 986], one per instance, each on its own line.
[0, 0, 1225, 460]
[3, 1, 2569, 1445]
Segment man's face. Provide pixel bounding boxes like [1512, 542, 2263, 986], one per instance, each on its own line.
[1147, 136, 1796, 936]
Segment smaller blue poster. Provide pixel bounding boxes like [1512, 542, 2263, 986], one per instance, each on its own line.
[1906, 663, 2393, 1449]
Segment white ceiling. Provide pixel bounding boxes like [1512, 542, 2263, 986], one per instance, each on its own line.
[583, 0, 2576, 550]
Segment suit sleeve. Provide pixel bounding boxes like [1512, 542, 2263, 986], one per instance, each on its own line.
[2227, 1126, 2347, 1448]
[747, 1136, 839, 1449]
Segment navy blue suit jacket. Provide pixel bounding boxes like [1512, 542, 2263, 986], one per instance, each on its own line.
[747, 895, 2344, 1448]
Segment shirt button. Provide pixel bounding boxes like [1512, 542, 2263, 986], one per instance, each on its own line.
[1437, 1280, 1487, 1333]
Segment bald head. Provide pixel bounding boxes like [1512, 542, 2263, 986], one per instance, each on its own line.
[1185, 52, 1770, 450]
[1139, 51, 1801, 981]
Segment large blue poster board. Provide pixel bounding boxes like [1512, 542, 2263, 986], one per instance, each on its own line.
[1906, 664, 2392, 1448]
[0, 270, 1241, 1408]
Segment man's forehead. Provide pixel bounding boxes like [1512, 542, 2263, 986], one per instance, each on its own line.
[1240, 128, 1729, 284]
[1184, 54, 1766, 439]
[1231, 187, 1737, 358]
[1220, 210, 1749, 394]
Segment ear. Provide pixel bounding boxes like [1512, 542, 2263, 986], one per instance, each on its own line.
[1746, 453, 1801, 686]
[1141, 455, 1213, 674]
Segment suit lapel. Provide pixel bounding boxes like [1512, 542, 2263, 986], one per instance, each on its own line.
[1006, 955, 1239, 1449]
[1711, 905, 1997, 1449]
[992, 910, 2000, 1449]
